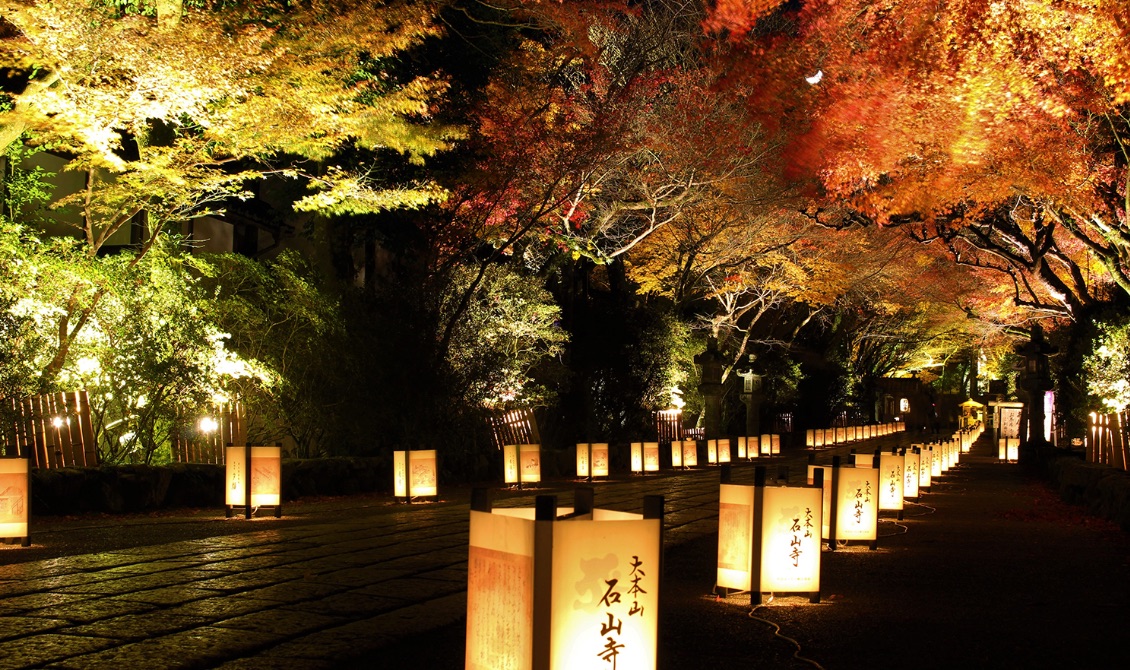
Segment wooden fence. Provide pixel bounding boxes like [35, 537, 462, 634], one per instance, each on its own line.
[489, 408, 540, 450]
[171, 402, 246, 464]
[1, 391, 99, 468]
[1087, 411, 1128, 471]
[655, 409, 684, 445]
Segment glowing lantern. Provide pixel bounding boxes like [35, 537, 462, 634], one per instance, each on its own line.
[576, 443, 609, 479]
[466, 491, 663, 670]
[998, 438, 1019, 462]
[852, 451, 875, 468]
[671, 441, 683, 469]
[737, 436, 748, 459]
[717, 469, 822, 602]
[682, 440, 698, 467]
[717, 483, 755, 592]
[878, 452, 905, 515]
[806, 464, 832, 539]
[394, 450, 438, 500]
[504, 443, 542, 486]
[643, 442, 659, 472]
[718, 438, 731, 463]
[919, 446, 934, 490]
[707, 440, 719, 464]
[805, 430, 815, 449]
[631, 442, 643, 473]
[931, 443, 943, 478]
[759, 434, 780, 456]
[831, 461, 879, 549]
[903, 450, 921, 499]
[835, 427, 846, 443]
[225, 445, 282, 518]
[0, 458, 30, 546]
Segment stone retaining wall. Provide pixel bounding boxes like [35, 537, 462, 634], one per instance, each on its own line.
[1041, 449, 1130, 532]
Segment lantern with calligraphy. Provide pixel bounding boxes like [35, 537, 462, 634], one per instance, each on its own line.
[878, 451, 905, 517]
[718, 438, 731, 463]
[394, 450, 438, 501]
[918, 446, 934, 491]
[830, 460, 879, 550]
[707, 440, 719, 464]
[737, 436, 752, 459]
[931, 443, 944, 478]
[998, 438, 1019, 462]
[682, 440, 698, 467]
[0, 458, 30, 546]
[576, 443, 609, 480]
[717, 467, 822, 603]
[466, 490, 663, 670]
[504, 443, 542, 486]
[631, 442, 644, 474]
[225, 445, 282, 518]
[643, 442, 659, 473]
[806, 463, 832, 539]
[903, 449, 921, 499]
[759, 434, 781, 456]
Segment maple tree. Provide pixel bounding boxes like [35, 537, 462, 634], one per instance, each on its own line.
[0, 0, 457, 387]
[709, 0, 1130, 323]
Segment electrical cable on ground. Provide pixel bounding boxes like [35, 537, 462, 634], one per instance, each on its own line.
[878, 518, 909, 536]
[749, 601, 827, 670]
[905, 500, 936, 515]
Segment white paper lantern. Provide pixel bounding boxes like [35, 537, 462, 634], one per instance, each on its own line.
[0, 458, 29, 544]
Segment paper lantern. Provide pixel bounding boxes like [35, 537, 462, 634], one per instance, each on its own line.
[717, 472, 821, 602]
[718, 438, 731, 464]
[394, 449, 438, 500]
[832, 465, 879, 546]
[806, 464, 832, 539]
[918, 446, 934, 490]
[577, 443, 591, 479]
[466, 493, 663, 670]
[671, 441, 683, 469]
[0, 458, 30, 545]
[643, 442, 660, 472]
[576, 443, 608, 479]
[878, 452, 905, 513]
[707, 440, 718, 465]
[591, 443, 609, 477]
[758, 434, 779, 456]
[717, 483, 755, 592]
[505, 443, 542, 486]
[737, 436, 748, 459]
[631, 442, 644, 474]
[682, 440, 698, 467]
[903, 450, 921, 499]
[852, 452, 875, 468]
[931, 443, 943, 477]
[998, 438, 1019, 462]
[225, 445, 282, 518]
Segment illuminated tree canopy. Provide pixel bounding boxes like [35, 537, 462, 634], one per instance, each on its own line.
[2, 0, 1129, 460]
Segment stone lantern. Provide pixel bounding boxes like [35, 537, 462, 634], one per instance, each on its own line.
[694, 337, 725, 440]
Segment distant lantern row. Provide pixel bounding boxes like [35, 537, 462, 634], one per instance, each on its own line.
[466, 425, 985, 670]
[718, 422, 985, 605]
[805, 421, 905, 449]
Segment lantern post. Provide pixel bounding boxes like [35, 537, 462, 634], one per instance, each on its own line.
[694, 337, 725, 440]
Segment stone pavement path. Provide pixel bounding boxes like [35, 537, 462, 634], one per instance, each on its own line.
[3, 442, 810, 670]
[3, 434, 1129, 669]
